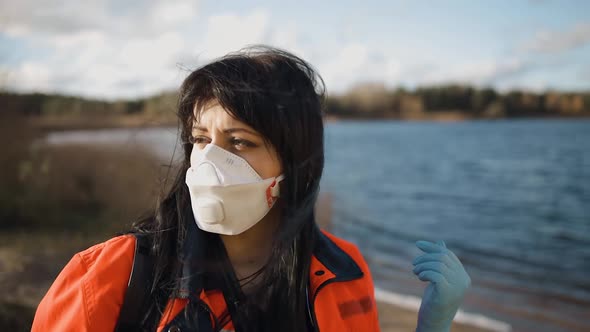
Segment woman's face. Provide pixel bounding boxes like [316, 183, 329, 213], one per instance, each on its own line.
[191, 101, 282, 179]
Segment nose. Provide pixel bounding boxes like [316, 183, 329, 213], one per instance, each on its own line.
[208, 135, 230, 152]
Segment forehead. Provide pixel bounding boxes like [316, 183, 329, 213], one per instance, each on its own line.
[192, 102, 254, 131]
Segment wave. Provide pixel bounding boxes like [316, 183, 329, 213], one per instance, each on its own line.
[374, 287, 512, 332]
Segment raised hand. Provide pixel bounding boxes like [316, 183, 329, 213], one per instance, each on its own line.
[413, 240, 471, 332]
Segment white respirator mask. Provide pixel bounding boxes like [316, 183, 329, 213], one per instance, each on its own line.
[185, 144, 284, 235]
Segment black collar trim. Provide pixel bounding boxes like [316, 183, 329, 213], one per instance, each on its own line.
[312, 230, 363, 281]
[176, 223, 363, 298]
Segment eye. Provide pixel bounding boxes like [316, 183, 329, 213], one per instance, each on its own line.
[230, 137, 256, 149]
[189, 135, 211, 145]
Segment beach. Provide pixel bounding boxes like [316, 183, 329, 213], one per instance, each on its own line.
[377, 301, 495, 332]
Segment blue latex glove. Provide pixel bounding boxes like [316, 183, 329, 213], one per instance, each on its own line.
[413, 240, 471, 332]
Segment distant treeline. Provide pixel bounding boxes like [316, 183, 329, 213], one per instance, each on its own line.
[2, 83, 589, 127]
[326, 83, 590, 120]
[0, 91, 176, 117]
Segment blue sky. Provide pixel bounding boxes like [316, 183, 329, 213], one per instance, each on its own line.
[0, 0, 589, 99]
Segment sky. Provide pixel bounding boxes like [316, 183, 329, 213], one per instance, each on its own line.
[0, 0, 589, 99]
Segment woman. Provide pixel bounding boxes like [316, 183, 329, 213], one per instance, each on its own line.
[32, 46, 469, 332]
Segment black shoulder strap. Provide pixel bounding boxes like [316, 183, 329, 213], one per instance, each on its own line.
[114, 233, 154, 332]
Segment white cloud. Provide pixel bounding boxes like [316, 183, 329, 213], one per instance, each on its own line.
[523, 22, 590, 54]
[0, 0, 199, 39]
[415, 58, 527, 86]
[317, 43, 401, 92]
[269, 22, 307, 58]
[0, 0, 199, 98]
[0, 0, 108, 37]
[199, 9, 271, 58]
[4, 29, 189, 98]
[152, 1, 198, 26]
[10, 62, 52, 91]
[1, 1, 584, 98]
[1, 2, 318, 98]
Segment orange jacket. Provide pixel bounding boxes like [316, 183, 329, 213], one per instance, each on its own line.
[32, 230, 379, 331]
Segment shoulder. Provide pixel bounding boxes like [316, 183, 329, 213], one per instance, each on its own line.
[312, 231, 380, 330]
[76, 234, 137, 275]
[319, 230, 370, 272]
[32, 234, 137, 332]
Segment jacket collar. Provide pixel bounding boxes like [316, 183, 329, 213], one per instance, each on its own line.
[308, 229, 363, 297]
[313, 230, 363, 280]
[176, 222, 363, 298]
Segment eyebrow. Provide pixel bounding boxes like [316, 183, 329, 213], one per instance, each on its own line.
[193, 126, 260, 136]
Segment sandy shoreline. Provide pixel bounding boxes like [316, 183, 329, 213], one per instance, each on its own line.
[377, 301, 495, 332]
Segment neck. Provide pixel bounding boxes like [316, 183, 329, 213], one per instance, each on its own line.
[220, 205, 281, 285]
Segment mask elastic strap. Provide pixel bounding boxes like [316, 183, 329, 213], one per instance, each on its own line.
[270, 174, 285, 197]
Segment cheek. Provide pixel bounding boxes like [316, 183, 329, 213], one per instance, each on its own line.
[267, 149, 282, 177]
[268, 153, 282, 177]
[245, 149, 282, 179]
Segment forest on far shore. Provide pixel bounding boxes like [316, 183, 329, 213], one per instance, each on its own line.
[2, 83, 590, 129]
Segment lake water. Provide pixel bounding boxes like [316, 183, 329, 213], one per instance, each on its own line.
[48, 119, 590, 332]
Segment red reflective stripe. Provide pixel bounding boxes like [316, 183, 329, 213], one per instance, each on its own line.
[265, 179, 277, 207]
[338, 296, 373, 319]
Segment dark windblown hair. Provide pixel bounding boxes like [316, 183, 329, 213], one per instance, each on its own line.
[132, 45, 326, 331]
